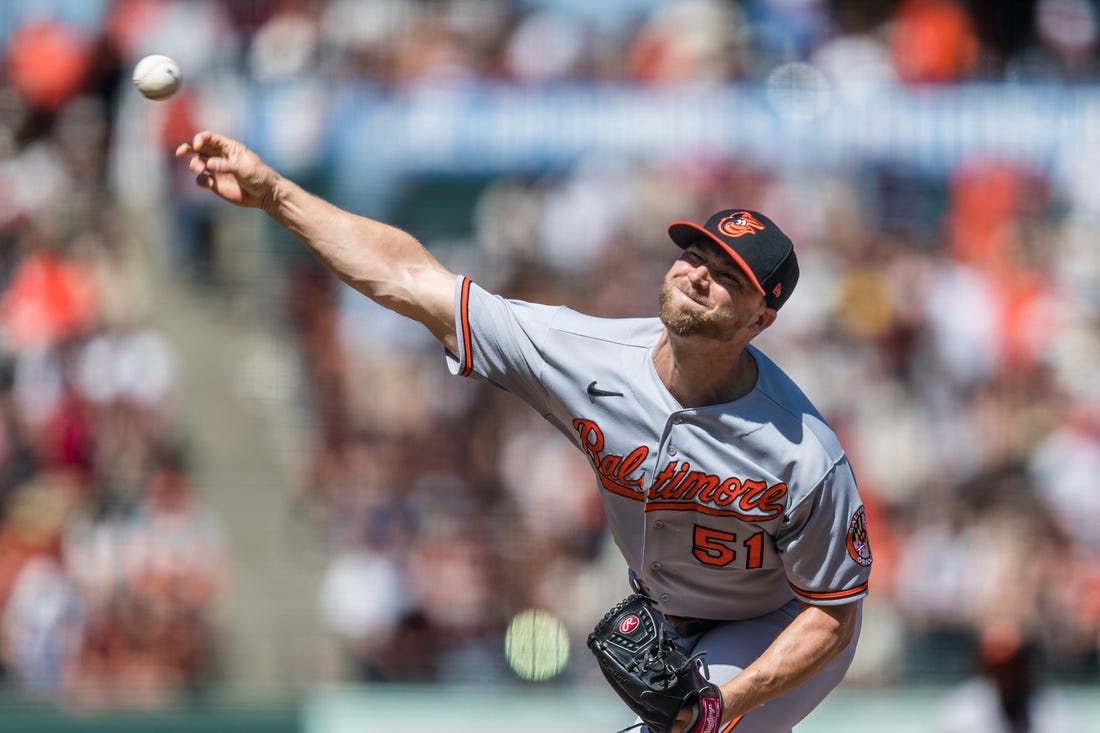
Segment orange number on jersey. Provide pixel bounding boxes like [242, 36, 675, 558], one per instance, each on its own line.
[693, 525, 737, 566]
[692, 525, 765, 569]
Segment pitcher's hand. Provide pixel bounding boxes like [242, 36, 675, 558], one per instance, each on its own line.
[175, 131, 277, 209]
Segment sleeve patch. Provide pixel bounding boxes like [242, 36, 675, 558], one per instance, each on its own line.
[845, 505, 872, 567]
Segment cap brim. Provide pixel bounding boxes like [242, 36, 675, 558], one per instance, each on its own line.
[667, 221, 766, 297]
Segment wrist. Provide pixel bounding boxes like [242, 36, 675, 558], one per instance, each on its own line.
[260, 173, 291, 215]
[719, 684, 749, 725]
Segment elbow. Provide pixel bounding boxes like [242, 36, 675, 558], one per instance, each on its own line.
[805, 601, 859, 655]
[836, 614, 856, 650]
[830, 603, 859, 652]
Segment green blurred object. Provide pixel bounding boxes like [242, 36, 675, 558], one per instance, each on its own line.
[0, 693, 300, 733]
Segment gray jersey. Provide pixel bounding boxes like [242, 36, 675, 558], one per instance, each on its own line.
[447, 278, 871, 620]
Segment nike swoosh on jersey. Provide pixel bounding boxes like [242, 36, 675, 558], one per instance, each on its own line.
[587, 380, 624, 398]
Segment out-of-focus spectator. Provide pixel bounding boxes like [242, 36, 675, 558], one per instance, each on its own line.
[1027, 406, 1100, 675]
[0, 471, 83, 692]
[318, 526, 409, 680]
[502, 8, 588, 83]
[889, 0, 980, 84]
[628, 0, 748, 84]
[1011, 0, 1100, 80]
[4, 20, 95, 113]
[62, 443, 227, 710]
[0, 555, 84, 694]
[934, 620, 1087, 733]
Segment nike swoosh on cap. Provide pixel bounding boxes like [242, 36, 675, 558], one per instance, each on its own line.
[587, 380, 624, 398]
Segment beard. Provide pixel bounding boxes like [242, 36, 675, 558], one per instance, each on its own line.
[658, 280, 746, 339]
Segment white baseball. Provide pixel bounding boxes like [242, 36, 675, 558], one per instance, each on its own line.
[132, 54, 182, 100]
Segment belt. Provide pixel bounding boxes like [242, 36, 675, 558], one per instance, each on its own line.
[663, 614, 722, 637]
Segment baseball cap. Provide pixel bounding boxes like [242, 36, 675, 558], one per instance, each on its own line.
[667, 209, 799, 310]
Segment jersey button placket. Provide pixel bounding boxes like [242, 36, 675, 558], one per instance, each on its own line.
[649, 412, 684, 607]
[664, 413, 684, 459]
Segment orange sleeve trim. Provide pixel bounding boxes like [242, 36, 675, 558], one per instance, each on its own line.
[458, 277, 474, 377]
[789, 581, 868, 601]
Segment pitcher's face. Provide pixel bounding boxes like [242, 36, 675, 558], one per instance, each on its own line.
[659, 241, 767, 340]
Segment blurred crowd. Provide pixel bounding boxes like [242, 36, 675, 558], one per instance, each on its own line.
[1, 0, 1100, 715]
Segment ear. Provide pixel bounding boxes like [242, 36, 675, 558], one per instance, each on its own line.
[751, 308, 778, 334]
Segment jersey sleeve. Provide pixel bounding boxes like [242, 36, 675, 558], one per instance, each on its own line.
[776, 457, 872, 605]
[444, 277, 558, 414]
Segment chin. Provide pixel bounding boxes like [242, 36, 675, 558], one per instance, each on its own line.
[659, 286, 721, 337]
[660, 311, 726, 339]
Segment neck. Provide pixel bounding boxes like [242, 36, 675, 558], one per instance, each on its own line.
[652, 331, 758, 408]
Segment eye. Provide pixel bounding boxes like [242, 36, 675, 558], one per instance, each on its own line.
[716, 271, 740, 287]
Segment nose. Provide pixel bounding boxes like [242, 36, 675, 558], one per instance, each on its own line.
[686, 262, 710, 287]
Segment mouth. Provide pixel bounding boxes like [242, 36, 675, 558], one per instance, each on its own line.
[674, 285, 710, 308]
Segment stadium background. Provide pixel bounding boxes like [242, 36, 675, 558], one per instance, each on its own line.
[0, 0, 1099, 730]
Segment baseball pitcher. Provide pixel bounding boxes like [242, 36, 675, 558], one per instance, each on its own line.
[177, 131, 872, 733]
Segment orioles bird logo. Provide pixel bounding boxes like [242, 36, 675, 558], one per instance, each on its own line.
[717, 211, 766, 238]
[845, 506, 872, 567]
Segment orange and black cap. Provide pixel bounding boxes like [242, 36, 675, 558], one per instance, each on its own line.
[667, 209, 799, 310]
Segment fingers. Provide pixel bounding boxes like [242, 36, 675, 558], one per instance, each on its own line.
[179, 134, 223, 188]
[175, 130, 231, 161]
[176, 130, 266, 206]
[174, 131, 214, 158]
[176, 132, 233, 178]
[187, 130, 221, 154]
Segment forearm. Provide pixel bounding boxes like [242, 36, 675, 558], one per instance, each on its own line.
[719, 603, 857, 723]
[178, 130, 458, 345]
[263, 175, 448, 314]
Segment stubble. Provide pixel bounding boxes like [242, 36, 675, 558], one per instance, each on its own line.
[658, 280, 747, 339]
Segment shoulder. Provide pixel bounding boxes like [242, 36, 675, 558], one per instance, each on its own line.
[547, 307, 664, 347]
[749, 345, 844, 457]
[742, 346, 854, 496]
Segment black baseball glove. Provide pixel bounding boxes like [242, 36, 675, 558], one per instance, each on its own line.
[587, 593, 723, 733]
